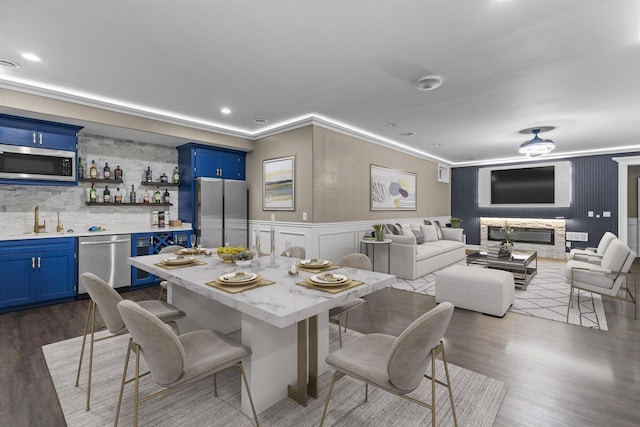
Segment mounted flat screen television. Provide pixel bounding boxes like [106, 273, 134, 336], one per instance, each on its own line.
[478, 161, 571, 207]
[491, 166, 554, 204]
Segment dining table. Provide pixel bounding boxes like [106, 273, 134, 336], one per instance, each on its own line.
[127, 252, 396, 417]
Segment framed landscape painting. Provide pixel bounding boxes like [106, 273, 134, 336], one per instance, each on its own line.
[370, 164, 416, 210]
[263, 156, 295, 210]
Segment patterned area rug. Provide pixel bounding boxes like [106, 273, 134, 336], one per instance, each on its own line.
[43, 324, 507, 426]
[392, 259, 608, 331]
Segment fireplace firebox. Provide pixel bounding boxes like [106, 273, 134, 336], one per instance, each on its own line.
[488, 226, 555, 245]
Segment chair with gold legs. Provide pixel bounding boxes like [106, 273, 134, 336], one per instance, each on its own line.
[75, 272, 185, 411]
[115, 299, 259, 427]
[320, 302, 457, 426]
[157, 245, 184, 300]
[330, 253, 376, 347]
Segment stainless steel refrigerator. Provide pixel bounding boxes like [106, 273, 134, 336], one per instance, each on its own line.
[195, 178, 248, 248]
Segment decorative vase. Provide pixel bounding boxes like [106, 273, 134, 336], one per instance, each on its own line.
[375, 230, 385, 241]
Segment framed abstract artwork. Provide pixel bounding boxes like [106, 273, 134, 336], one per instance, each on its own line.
[370, 164, 416, 210]
[263, 156, 295, 210]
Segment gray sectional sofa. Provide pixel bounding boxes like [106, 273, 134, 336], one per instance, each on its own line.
[387, 221, 466, 280]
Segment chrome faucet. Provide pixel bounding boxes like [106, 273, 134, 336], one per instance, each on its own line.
[34, 206, 46, 233]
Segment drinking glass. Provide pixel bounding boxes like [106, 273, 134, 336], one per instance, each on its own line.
[284, 241, 292, 258]
[190, 234, 196, 248]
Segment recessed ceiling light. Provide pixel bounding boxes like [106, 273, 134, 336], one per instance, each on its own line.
[433, 143, 441, 146]
[400, 132, 416, 137]
[221, 107, 231, 115]
[387, 122, 398, 127]
[413, 75, 443, 91]
[254, 118, 268, 125]
[0, 59, 20, 69]
[21, 53, 41, 62]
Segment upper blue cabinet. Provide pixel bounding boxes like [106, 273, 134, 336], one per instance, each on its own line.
[0, 113, 82, 151]
[177, 143, 246, 181]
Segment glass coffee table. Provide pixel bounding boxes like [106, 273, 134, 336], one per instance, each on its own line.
[466, 249, 537, 289]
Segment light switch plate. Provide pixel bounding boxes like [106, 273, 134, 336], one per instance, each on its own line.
[603, 211, 611, 217]
[588, 211, 594, 217]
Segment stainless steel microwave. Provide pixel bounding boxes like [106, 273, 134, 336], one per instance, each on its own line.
[0, 144, 76, 182]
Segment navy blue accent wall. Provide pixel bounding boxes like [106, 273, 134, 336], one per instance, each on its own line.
[451, 152, 640, 249]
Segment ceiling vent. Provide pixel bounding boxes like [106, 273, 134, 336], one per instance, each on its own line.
[414, 75, 443, 91]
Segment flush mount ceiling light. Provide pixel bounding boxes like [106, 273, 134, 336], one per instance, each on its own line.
[0, 59, 20, 69]
[413, 75, 443, 91]
[519, 127, 556, 157]
[21, 53, 41, 62]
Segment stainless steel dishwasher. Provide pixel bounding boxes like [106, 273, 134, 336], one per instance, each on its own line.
[78, 234, 131, 294]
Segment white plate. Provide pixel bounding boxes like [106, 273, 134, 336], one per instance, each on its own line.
[219, 272, 258, 283]
[310, 273, 348, 285]
[163, 256, 195, 266]
[299, 259, 330, 267]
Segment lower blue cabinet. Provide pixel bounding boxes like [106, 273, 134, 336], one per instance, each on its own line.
[0, 238, 76, 312]
[130, 230, 192, 288]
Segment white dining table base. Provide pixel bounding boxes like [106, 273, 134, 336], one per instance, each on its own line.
[169, 283, 330, 416]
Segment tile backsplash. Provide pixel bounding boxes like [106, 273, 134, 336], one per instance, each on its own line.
[0, 135, 181, 233]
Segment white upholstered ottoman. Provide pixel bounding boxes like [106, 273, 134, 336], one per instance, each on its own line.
[435, 265, 515, 317]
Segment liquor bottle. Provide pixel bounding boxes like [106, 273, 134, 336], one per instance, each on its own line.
[115, 187, 123, 203]
[154, 186, 162, 203]
[129, 185, 137, 203]
[103, 162, 111, 180]
[172, 166, 180, 184]
[143, 189, 150, 204]
[78, 157, 84, 179]
[89, 160, 98, 179]
[145, 166, 153, 182]
[114, 165, 123, 181]
[103, 186, 111, 203]
[163, 188, 170, 203]
[160, 172, 168, 183]
[89, 183, 97, 203]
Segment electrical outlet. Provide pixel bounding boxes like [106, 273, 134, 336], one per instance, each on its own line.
[566, 241, 571, 248]
[588, 211, 594, 217]
[603, 211, 611, 217]
[302, 212, 307, 221]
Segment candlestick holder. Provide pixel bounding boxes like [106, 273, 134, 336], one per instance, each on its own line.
[252, 227, 264, 270]
[266, 224, 279, 268]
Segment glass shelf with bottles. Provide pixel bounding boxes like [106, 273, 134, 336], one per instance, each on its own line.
[79, 177, 124, 184]
[140, 181, 179, 186]
[85, 202, 173, 206]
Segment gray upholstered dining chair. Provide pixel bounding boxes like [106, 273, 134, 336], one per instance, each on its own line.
[330, 253, 376, 347]
[157, 245, 184, 299]
[75, 272, 185, 411]
[280, 246, 306, 259]
[115, 300, 259, 427]
[568, 231, 617, 264]
[566, 238, 637, 319]
[320, 302, 458, 426]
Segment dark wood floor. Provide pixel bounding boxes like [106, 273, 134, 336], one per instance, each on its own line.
[1, 276, 638, 426]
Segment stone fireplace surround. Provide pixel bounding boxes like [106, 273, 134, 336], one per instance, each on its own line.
[480, 217, 566, 259]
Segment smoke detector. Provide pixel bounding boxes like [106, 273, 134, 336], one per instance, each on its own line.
[413, 75, 443, 91]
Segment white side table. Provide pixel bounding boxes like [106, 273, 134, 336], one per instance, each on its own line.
[359, 238, 392, 274]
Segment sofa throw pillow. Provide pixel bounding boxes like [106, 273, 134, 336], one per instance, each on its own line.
[433, 221, 444, 240]
[411, 229, 425, 245]
[423, 219, 432, 225]
[386, 223, 401, 235]
[420, 224, 438, 242]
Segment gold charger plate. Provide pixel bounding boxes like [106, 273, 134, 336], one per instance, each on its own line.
[206, 277, 275, 294]
[307, 273, 350, 287]
[298, 258, 332, 268]
[154, 260, 208, 270]
[216, 272, 260, 286]
[163, 256, 195, 266]
[296, 279, 364, 294]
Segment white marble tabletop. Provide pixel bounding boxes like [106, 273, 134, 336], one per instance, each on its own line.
[128, 253, 396, 329]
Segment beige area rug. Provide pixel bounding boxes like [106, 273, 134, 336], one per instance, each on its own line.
[393, 259, 609, 330]
[43, 324, 507, 426]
